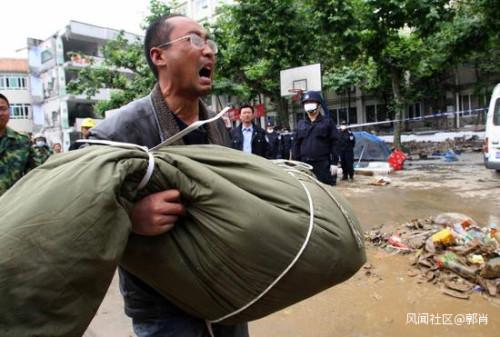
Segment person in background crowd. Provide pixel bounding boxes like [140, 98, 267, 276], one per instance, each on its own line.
[293, 91, 339, 185]
[0, 93, 40, 196]
[338, 120, 356, 181]
[52, 142, 62, 154]
[230, 103, 270, 158]
[89, 14, 249, 337]
[69, 117, 96, 150]
[32, 134, 53, 165]
[265, 122, 280, 159]
[280, 127, 294, 160]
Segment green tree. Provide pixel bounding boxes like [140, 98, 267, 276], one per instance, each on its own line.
[67, 0, 172, 116]
[213, 0, 313, 127]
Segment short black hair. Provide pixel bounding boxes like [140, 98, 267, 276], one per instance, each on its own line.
[0, 93, 9, 106]
[144, 13, 186, 79]
[240, 103, 254, 113]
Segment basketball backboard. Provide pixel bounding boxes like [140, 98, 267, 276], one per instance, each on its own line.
[280, 63, 322, 97]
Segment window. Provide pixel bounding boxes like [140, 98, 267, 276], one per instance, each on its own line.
[41, 50, 53, 63]
[9, 104, 31, 119]
[376, 104, 388, 122]
[494, 99, 500, 126]
[408, 103, 421, 119]
[348, 107, 357, 124]
[0, 74, 28, 90]
[366, 105, 376, 122]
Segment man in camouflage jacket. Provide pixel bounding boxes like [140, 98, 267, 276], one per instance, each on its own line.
[0, 93, 39, 196]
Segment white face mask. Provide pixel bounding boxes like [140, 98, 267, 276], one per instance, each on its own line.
[36, 140, 46, 147]
[304, 103, 318, 113]
[340, 125, 347, 131]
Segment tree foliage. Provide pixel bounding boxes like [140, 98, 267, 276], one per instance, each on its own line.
[66, 0, 171, 116]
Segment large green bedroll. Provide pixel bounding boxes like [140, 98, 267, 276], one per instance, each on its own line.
[0, 144, 365, 336]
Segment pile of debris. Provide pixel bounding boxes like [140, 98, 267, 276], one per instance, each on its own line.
[365, 213, 500, 299]
[405, 135, 483, 159]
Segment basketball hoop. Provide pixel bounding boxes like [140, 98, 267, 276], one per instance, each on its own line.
[288, 89, 303, 102]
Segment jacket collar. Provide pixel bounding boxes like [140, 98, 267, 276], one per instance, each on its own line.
[150, 84, 224, 146]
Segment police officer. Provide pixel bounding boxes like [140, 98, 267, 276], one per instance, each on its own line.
[338, 120, 356, 181]
[32, 134, 53, 165]
[265, 122, 280, 159]
[230, 103, 270, 158]
[293, 91, 339, 185]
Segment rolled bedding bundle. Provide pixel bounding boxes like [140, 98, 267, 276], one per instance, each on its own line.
[0, 144, 365, 337]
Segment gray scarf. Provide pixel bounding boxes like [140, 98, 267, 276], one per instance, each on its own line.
[150, 84, 225, 146]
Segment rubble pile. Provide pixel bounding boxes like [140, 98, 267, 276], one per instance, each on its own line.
[405, 135, 483, 158]
[366, 213, 500, 299]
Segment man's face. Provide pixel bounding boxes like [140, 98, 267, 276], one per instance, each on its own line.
[303, 100, 320, 119]
[0, 98, 10, 131]
[240, 107, 254, 124]
[157, 17, 216, 98]
[81, 127, 91, 138]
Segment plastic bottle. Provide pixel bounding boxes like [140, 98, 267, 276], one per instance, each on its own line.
[434, 253, 477, 280]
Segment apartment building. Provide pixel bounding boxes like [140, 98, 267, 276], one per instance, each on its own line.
[0, 58, 33, 134]
[27, 21, 140, 149]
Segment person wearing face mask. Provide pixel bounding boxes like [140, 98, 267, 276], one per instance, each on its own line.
[293, 91, 339, 185]
[32, 134, 53, 165]
[265, 122, 281, 159]
[338, 120, 356, 181]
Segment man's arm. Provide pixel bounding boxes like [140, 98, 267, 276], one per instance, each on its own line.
[329, 122, 340, 166]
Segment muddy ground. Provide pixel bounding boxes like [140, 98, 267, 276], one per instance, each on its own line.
[85, 152, 500, 337]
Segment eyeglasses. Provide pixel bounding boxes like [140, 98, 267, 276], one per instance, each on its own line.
[0, 106, 9, 113]
[156, 33, 218, 54]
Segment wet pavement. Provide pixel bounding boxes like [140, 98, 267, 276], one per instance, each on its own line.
[85, 152, 500, 337]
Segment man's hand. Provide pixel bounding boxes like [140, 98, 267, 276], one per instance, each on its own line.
[330, 165, 338, 176]
[130, 189, 185, 236]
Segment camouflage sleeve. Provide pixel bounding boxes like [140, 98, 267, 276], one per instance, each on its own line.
[31, 147, 51, 167]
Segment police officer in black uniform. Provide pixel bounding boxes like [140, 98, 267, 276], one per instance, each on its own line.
[230, 103, 270, 158]
[264, 122, 280, 159]
[338, 120, 356, 181]
[293, 91, 339, 185]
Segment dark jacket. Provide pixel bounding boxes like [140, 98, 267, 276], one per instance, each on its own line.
[89, 85, 234, 322]
[265, 130, 281, 159]
[230, 123, 270, 158]
[338, 129, 356, 152]
[293, 114, 339, 165]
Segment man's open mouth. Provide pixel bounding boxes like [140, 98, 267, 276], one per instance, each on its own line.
[199, 66, 212, 79]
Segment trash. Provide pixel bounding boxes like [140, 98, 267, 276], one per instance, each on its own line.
[443, 149, 459, 162]
[387, 233, 409, 250]
[468, 254, 485, 266]
[432, 229, 455, 246]
[442, 287, 470, 300]
[369, 176, 391, 186]
[480, 257, 500, 279]
[364, 213, 499, 300]
[477, 277, 498, 297]
[444, 277, 474, 293]
[434, 252, 477, 280]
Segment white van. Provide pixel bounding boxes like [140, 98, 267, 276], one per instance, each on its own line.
[484, 83, 500, 171]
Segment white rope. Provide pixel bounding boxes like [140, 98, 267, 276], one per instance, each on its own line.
[150, 106, 231, 151]
[209, 170, 315, 323]
[75, 139, 154, 190]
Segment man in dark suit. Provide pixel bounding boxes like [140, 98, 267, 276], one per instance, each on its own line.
[230, 103, 269, 158]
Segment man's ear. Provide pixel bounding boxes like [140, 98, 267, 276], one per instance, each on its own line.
[150, 47, 167, 67]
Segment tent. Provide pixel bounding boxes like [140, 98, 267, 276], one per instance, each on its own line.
[352, 131, 391, 161]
